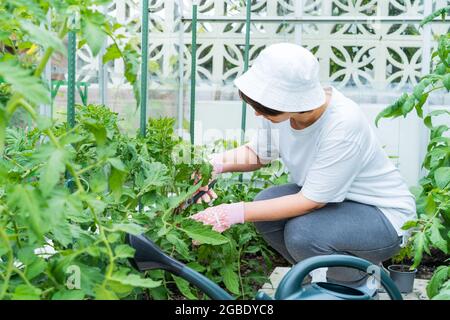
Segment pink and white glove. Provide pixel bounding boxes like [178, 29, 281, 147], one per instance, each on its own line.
[208, 153, 224, 176]
[190, 202, 245, 233]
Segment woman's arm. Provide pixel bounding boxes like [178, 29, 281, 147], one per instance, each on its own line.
[243, 192, 326, 221]
[212, 145, 265, 173]
[191, 191, 327, 232]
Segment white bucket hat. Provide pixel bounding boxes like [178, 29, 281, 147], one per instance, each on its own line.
[234, 42, 326, 112]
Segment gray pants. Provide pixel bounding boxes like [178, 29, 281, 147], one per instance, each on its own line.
[254, 183, 402, 287]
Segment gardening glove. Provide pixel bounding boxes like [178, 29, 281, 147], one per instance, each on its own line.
[190, 202, 245, 233]
[192, 153, 224, 204]
[208, 153, 224, 176]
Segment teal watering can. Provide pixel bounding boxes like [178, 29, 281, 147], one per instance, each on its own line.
[125, 233, 402, 300]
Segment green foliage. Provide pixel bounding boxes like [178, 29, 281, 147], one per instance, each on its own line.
[0, 104, 286, 300]
[376, 7, 450, 299]
[426, 265, 450, 300]
[0, 0, 140, 152]
[0, 0, 287, 301]
[420, 5, 450, 27]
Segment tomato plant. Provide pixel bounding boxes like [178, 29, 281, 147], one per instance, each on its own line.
[0, 0, 290, 300]
[0, 103, 287, 299]
[376, 6, 450, 300]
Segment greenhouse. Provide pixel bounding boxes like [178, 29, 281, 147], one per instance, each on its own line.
[0, 0, 449, 304]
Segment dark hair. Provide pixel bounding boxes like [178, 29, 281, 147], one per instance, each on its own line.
[238, 90, 284, 116]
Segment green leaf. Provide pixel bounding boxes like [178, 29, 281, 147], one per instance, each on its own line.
[103, 44, 122, 64]
[77, 263, 105, 296]
[81, 14, 107, 56]
[181, 221, 229, 245]
[375, 93, 407, 127]
[432, 289, 450, 300]
[424, 194, 437, 216]
[110, 273, 161, 289]
[186, 262, 206, 273]
[110, 223, 145, 235]
[40, 148, 67, 195]
[219, 264, 240, 295]
[149, 60, 160, 73]
[420, 6, 450, 27]
[413, 79, 431, 100]
[409, 185, 423, 199]
[17, 246, 38, 265]
[109, 167, 127, 201]
[52, 289, 85, 300]
[108, 158, 126, 172]
[427, 266, 450, 298]
[401, 95, 416, 115]
[166, 233, 191, 260]
[141, 162, 169, 187]
[94, 286, 119, 300]
[114, 244, 135, 259]
[12, 285, 42, 300]
[443, 73, 450, 91]
[0, 60, 50, 105]
[25, 258, 47, 280]
[411, 232, 425, 269]
[0, 108, 7, 152]
[414, 93, 428, 118]
[434, 167, 450, 189]
[422, 110, 450, 129]
[172, 275, 197, 299]
[429, 219, 448, 254]
[437, 35, 449, 66]
[401, 220, 419, 230]
[8, 185, 45, 240]
[84, 121, 107, 146]
[20, 21, 66, 55]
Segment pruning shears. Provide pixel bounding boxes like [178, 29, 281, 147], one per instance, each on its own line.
[174, 180, 217, 214]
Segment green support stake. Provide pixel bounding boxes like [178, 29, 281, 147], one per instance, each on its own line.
[138, 0, 150, 212]
[140, 0, 149, 137]
[67, 30, 76, 128]
[240, 0, 252, 144]
[189, 2, 198, 145]
[239, 0, 252, 183]
[66, 12, 79, 191]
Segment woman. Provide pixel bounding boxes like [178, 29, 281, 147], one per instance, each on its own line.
[190, 43, 416, 288]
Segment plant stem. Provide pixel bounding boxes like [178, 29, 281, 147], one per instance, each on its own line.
[88, 205, 115, 289]
[12, 267, 34, 288]
[0, 226, 14, 300]
[76, 159, 106, 175]
[424, 85, 445, 96]
[34, 19, 68, 78]
[237, 247, 245, 299]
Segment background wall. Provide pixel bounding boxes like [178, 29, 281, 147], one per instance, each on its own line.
[48, 0, 450, 187]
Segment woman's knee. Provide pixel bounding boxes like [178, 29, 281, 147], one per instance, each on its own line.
[284, 215, 331, 262]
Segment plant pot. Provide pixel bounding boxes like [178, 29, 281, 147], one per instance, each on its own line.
[387, 264, 417, 293]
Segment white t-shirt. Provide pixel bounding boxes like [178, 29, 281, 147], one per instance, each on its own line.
[247, 87, 416, 245]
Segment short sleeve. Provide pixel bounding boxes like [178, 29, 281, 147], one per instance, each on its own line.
[246, 118, 280, 164]
[301, 139, 363, 203]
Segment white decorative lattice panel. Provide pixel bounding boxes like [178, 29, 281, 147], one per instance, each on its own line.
[70, 0, 449, 92]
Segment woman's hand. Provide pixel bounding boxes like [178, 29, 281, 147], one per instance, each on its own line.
[192, 174, 218, 204]
[191, 153, 224, 204]
[190, 202, 245, 233]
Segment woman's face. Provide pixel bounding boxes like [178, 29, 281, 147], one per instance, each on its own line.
[253, 110, 292, 123]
